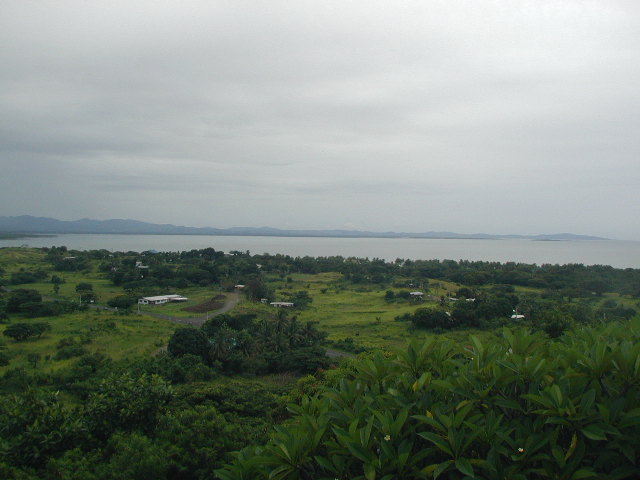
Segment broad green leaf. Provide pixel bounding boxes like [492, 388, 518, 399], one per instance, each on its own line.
[565, 433, 578, 460]
[550, 384, 563, 407]
[434, 460, 453, 479]
[418, 432, 453, 456]
[620, 444, 635, 465]
[314, 455, 336, 473]
[581, 424, 607, 441]
[579, 389, 596, 413]
[455, 457, 474, 477]
[552, 444, 565, 467]
[571, 469, 597, 479]
[346, 442, 374, 463]
[364, 462, 376, 480]
[269, 464, 292, 480]
[276, 443, 291, 462]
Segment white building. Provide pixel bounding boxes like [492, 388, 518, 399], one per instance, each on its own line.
[138, 294, 188, 305]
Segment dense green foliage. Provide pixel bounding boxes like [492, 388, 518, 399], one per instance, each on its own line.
[4, 287, 80, 319]
[0, 360, 288, 479]
[31, 245, 640, 301]
[6, 289, 43, 312]
[167, 312, 329, 375]
[168, 327, 210, 359]
[106, 294, 138, 310]
[250, 254, 640, 297]
[218, 321, 640, 479]
[1, 246, 639, 479]
[3, 322, 51, 341]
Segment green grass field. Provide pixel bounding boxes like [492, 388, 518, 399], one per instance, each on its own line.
[0, 247, 47, 270]
[2, 247, 635, 370]
[258, 272, 496, 350]
[0, 310, 176, 373]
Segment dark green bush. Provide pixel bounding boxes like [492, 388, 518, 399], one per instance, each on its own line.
[218, 320, 640, 480]
[55, 344, 87, 360]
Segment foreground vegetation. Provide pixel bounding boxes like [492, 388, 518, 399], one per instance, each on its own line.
[0, 245, 639, 479]
[218, 321, 640, 479]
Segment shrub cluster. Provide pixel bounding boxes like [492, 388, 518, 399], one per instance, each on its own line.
[218, 320, 640, 479]
[167, 312, 329, 376]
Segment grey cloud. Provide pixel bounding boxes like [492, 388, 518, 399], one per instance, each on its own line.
[1, 1, 640, 238]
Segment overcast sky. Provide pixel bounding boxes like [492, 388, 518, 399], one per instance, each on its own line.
[1, 1, 639, 239]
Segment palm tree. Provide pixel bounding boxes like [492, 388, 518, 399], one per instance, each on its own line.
[274, 308, 290, 333]
[235, 330, 256, 357]
[209, 326, 235, 362]
[286, 316, 303, 348]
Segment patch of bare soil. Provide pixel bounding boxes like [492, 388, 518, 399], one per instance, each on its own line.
[182, 294, 226, 313]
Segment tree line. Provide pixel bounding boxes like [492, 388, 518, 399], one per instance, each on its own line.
[27, 246, 640, 299]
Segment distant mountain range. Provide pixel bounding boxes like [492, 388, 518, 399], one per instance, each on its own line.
[0, 215, 608, 241]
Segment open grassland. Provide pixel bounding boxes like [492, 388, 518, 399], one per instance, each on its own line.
[0, 248, 125, 304]
[0, 246, 181, 372]
[0, 310, 175, 373]
[2, 247, 636, 358]
[0, 247, 47, 270]
[12, 276, 122, 304]
[260, 272, 495, 350]
[0, 248, 226, 313]
[299, 288, 421, 349]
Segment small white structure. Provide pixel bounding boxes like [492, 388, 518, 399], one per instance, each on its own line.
[138, 294, 189, 305]
[511, 314, 525, 320]
[235, 284, 245, 289]
[270, 302, 294, 308]
[409, 291, 424, 297]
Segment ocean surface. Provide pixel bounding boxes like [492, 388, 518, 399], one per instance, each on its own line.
[2, 234, 640, 269]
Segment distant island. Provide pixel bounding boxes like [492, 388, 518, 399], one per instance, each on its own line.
[0, 232, 56, 240]
[0, 215, 608, 241]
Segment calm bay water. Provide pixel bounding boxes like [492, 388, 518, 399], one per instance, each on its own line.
[2, 234, 640, 268]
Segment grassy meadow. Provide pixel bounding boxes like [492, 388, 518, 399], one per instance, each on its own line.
[0, 248, 177, 372]
[0, 246, 476, 372]
[2, 246, 637, 374]
[0, 309, 176, 373]
[250, 271, 494, 349]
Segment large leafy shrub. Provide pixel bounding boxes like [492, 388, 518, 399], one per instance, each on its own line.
[218, 320, 640, 479]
